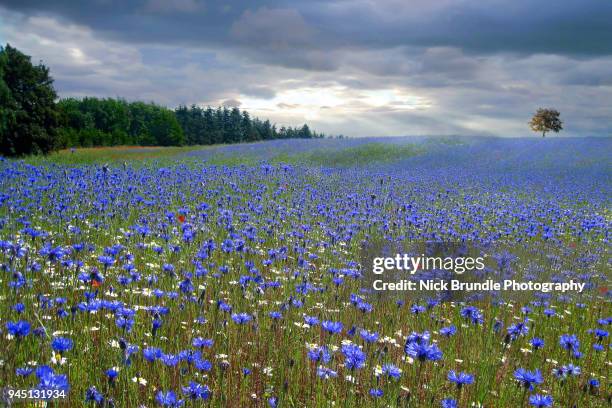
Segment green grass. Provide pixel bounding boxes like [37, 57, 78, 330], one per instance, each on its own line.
[271, 142, 424, 167]
[22, 146, 201, 166]
[17, 141, 425, 168]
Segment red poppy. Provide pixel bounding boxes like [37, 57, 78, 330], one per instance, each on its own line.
[178, 214, 186, 223]
[91, 279, 101, 288]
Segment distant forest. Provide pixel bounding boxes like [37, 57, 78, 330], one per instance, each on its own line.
[0, 44, 323, 156]
[58, 98, 324, 148]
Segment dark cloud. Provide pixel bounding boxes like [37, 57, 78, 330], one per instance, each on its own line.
[231, 7, 314, 49]
[2, 0, 611, 59]
[1, 1, 610, 136]
[241, 85, 276, 99]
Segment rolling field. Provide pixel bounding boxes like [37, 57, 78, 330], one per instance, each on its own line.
[0, 137, 610, 407]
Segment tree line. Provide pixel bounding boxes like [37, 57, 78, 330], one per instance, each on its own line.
[0, 44, 323, 156]
[59, 99, 322, 148]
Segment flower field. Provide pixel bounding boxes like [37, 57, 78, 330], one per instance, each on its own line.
[0, 137, 610, 407]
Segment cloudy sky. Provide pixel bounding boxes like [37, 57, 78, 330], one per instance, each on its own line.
[1, 0, 611, 137]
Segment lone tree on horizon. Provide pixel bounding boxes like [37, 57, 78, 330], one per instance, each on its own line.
[529, 108, 563, 137]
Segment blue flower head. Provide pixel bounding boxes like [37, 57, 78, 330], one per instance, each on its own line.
[530, 337, 545, 350]
[559, 334, 580, 351]
[341, 343, 366, 370]
[156, 390, 183, 407]
[381, 364, 401, 379]
[514, 368, 543, 390]
[231, 312, 252, 325]
[181, 382, 211, 400]
[405, 341, 443, 362]
[51, 337, 74, 353]
[6, 320, 31, 338]
[359, 329, 379, 343]
[529, 394, 553, 407]
[322, 320, 343, 335]
[85, 386, 104, 404]
[447, 370, 474, 388]
[441, 398, 457, 408]
[440, 325, 457, 337]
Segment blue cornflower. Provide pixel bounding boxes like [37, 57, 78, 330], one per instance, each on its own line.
[98, 255, 115, 268]
[411, 304, 426, 314]
[40, 245, 66, 262]
[231, 313, 252, 324]
[36, 366, 69, 390]
[51, 337, 74, 353]
[105, 368, 118, 383]
[13, 303, 25, 313]
[588, 378, 600, 388]
[6, 320, 31, 338]
[514, 368, 543, 390]
[530, 338, 545, 350]
[441, 398, 457, 408]
[341, 343, 366, 370]
[528, 394, 553, 407]
[593, 329, 608, 341]
[359, 329, 379, 343]
[440, 325, 456, 337]
[322, 320, 343, 335]
[156, 390, 183, 407]
[460, 306, 483, 324]
[561, 363, 580, 376]
[304, 315, 319, 326]
[493, 320, 503, 333]
[115, 316, 134, 332]
[179, 278, 193, 293]
[597, 317, 612, 325]
[308, 345, 331, 363]
[161, 354, 180, 367]
[221, 239, 234, 253]
[552, 366, 566, 379]
[381, 364, 401, 379]
[16, 367, 34, 377]
[192, 337, 214, 349]
[507, 319, 529, 340]
[559, 334, 580, 351]
[406, 331, 431, 345]
[317, 366, 338, 379]
[194, 358, 212, 372]
[269, 311, 282, 320]
[85, 386, 104, 404]
[404, 341, 443, 362]
[181, 382, 211, 400]
[143, 347, 162, 362]
[357, 301, 373, 313]
[447, 370, 474, 388]
[152, 317, 163, 334]
[369, 388, 383, 397]
[268, 397, 278, 408]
